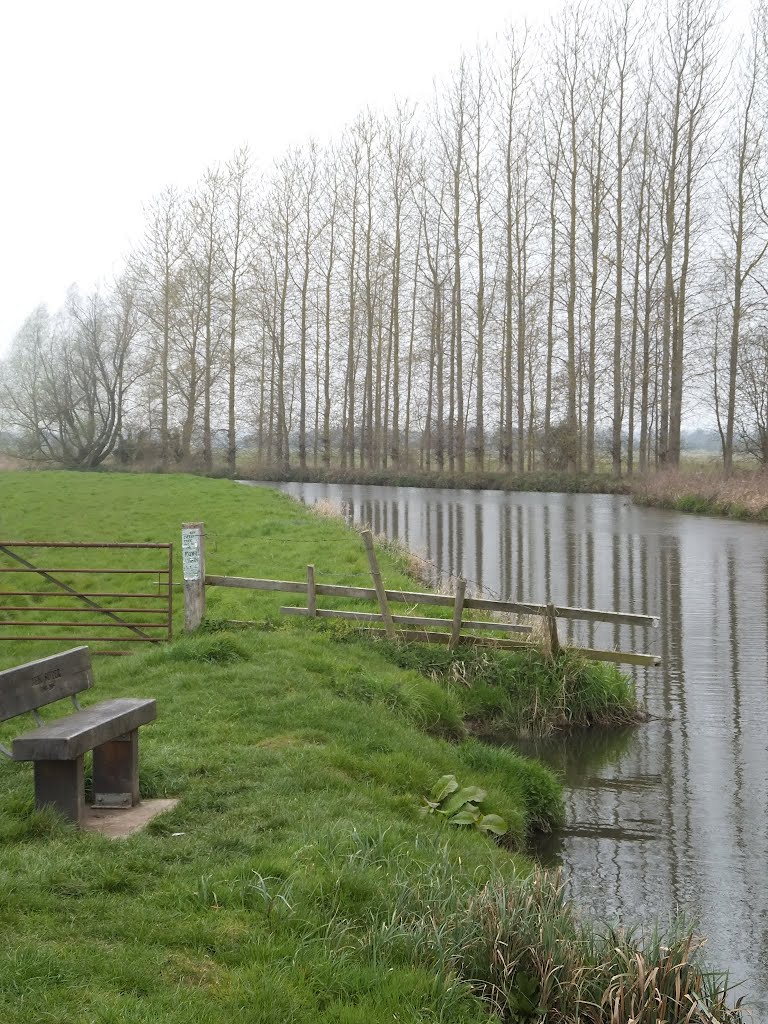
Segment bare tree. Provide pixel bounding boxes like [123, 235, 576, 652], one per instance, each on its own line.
[718, 1, 768, 473]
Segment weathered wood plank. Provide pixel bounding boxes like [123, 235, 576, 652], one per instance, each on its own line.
[362, 531, 396, 640]
[92, 729, 140, 808]
[34, 756, 84, 824]
[449, 578, 466, 652]
[0, 647, 93, 723]
[279, 607, 533, 633]
[182, 522, 206, 632]
[205, 575, 658, 628]
[546, 602, 561, 657]
[206, 575, 307, 593]
[12, 697, 156, 761]
[361, 628, 534, 650]
[306, 565, 317, 617]
[463, 598, 658, 627]
[359, 628, 659, 666]
[567, 647, 661, 667]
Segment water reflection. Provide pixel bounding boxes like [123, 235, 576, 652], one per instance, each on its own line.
[248, 482, 768, 1013]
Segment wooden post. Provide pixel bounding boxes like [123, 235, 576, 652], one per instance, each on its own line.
[34, 757, 84, 825]
[182, 523, 206, 632]
[449, 578, 466, 651]
[361, 530, 396, 639]
[92, 730, 140, 808]
[545, 602, 561, 657]
[307, 564, 317, 617]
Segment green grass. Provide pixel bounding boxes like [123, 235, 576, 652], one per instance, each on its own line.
[374, 641, 641, 736]
[0, 471, 742, 1022]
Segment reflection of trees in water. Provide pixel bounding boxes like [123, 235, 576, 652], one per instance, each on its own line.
[474, 503, 483, 596]
[502, 505, 511, 599]
[729, 547, 746, 864]
[280, 483, 768, 1009]
[658, 534, 692, 916]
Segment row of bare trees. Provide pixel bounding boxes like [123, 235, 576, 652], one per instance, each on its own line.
[2, 0, 767, 475]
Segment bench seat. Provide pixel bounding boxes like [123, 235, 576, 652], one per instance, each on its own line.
[1, 648, 159, 824]
[13, 698, 157, 761]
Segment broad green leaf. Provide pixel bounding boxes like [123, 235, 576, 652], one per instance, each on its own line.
[477, 813, 508, 835]
[449, 808, 481, 826]
[441, 786, 487, 816]
[430, 774, 459, 802]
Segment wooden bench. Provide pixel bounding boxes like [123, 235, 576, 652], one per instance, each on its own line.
[0, 647, 156, 826]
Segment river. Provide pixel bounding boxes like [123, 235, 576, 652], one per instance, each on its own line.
[247, 481, 768, 1014]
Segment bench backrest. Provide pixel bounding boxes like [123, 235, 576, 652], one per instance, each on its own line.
[0, 647, 93, 723]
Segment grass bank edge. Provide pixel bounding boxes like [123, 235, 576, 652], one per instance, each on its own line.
[632, 467, 768, 523]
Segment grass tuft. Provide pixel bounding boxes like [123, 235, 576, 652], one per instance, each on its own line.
[146, 632, 251, 665]
[376, 640, 642, 736]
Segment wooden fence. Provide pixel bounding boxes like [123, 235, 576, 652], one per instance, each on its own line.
[182, 523, 659, 668]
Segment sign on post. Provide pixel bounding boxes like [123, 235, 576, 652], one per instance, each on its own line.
[182, 523, 205, 631]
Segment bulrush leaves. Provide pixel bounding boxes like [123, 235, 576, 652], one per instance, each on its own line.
[456, 870, 745, 1022]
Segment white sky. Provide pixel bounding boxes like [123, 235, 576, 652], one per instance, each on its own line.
[0, 0, 546, 356]
[0, 0, 749, 358]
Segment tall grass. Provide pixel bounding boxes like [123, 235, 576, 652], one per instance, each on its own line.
[634, 468, 768, 522]
[312, 831, 743, 1023]
[376, 642, 642, 736]
[461, 870, 743, 1022]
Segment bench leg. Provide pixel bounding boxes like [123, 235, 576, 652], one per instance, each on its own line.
[92, 730, 139, 808]
[34, 757, 85, 825]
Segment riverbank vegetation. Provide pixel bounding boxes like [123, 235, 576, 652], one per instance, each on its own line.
[633, 468, 768, 522]
[2, 0, 767, 484]
[370, 641, 642, 736]
[238, 463, 632, 494]
[0, 472, 744, 1021]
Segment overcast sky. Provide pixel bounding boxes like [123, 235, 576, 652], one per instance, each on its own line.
[0, 0, 546, 356]
[0, 0, 749, 359]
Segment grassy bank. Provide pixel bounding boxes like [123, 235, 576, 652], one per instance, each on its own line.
[372, 641, 641, 736]
[0, 472, 743, 1021]
[633, 468, 768, 522]
[236, 462, 631, 495]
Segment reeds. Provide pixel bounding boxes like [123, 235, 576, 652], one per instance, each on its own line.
[634, 468, 768, 521]
[462, 871, 744, 1022]
[341, 848, 745, 1023]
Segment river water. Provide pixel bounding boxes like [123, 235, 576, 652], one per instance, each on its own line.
[248, 482, 768, 1013]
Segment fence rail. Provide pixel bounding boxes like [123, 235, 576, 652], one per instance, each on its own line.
[205, 574, 658, 630]
[193, 526, 660, 668]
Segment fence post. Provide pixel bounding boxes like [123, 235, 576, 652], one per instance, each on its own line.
[361, 530, 396, 639]
[449, 578, 466, 651]
[545, 602, 561, 657]
[182, 523, 206, 632]
[307, 564, 317, 617]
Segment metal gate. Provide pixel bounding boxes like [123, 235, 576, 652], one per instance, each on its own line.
[0, 541, 173, 652]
